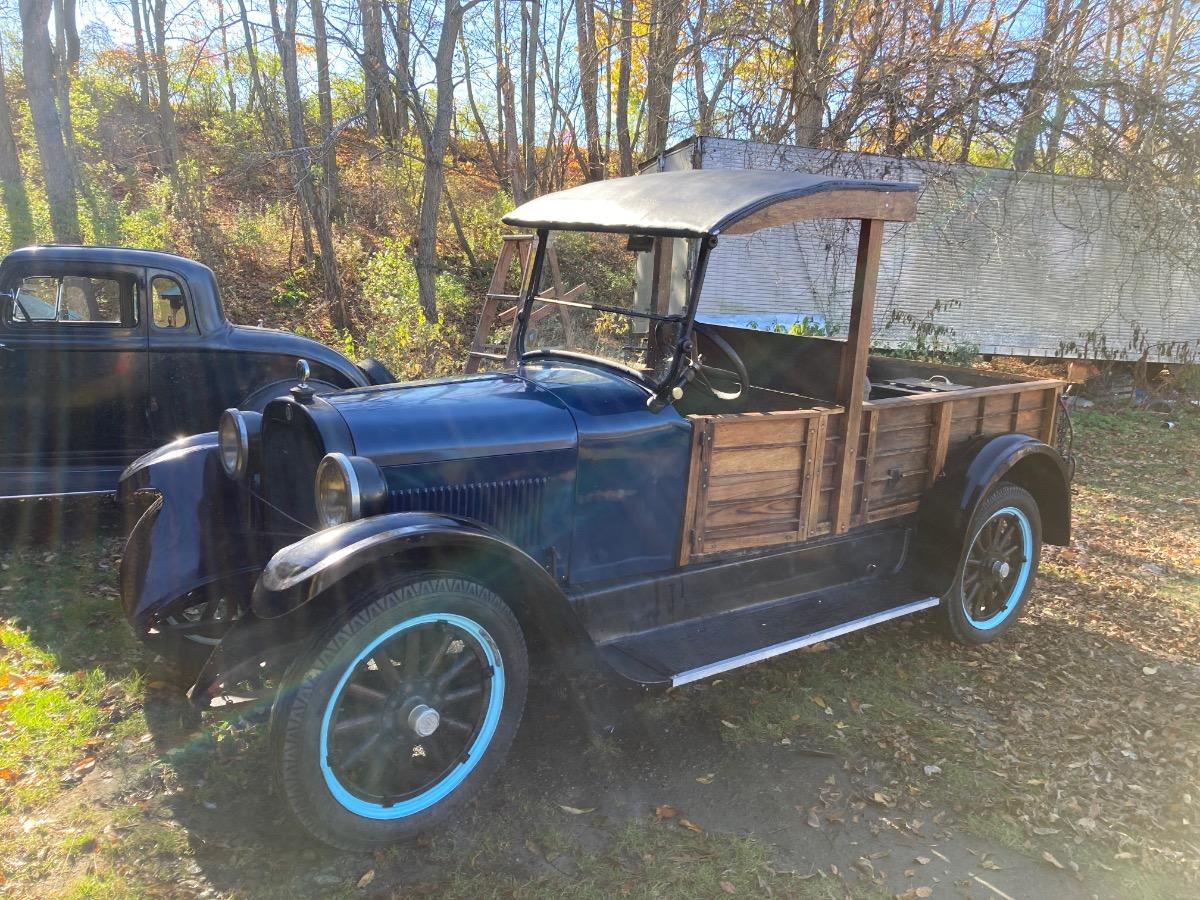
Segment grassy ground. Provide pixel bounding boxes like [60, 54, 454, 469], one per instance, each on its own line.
[0, 405, 1197, 898]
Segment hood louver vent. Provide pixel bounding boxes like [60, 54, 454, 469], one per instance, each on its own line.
[390, 477, 547, 549]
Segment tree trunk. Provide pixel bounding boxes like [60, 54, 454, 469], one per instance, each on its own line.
[360, 0, 397, 143]
[0, 45, 34, 248]
[218, 0, 237, 114]
[270, 0, 345, 328]
[520, 0, 540, 198]
[310, 0, 340, 218]
[643, 0, 684, 158]
[414, 0, 473, 323]
[129, 0, 152, 118]
[19, 0, 80, 243]
[574, 0, 603, 180]
[150, 0, 183, 199]
[615, 0, 633, 174]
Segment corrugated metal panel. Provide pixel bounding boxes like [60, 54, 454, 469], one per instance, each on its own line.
[690, 136, 1200, 363]
[390, 477, 547, 548]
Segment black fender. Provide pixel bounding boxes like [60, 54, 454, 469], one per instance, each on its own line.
[250, 511, 592, 647]
[910, 433, 1071, 596]
[356, 356, 396, 385]
[118, 433, 270, 633]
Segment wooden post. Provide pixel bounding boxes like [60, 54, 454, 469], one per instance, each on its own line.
[832, 218, 883, 534]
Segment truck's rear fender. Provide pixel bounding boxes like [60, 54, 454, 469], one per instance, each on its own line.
[250, 511, 592, 654]
[910, 433, 1071, 595]
[119, 433, 272, 632]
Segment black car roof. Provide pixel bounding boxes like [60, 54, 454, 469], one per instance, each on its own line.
[502, 169, 919, 238]
[1, 245, 215, 280]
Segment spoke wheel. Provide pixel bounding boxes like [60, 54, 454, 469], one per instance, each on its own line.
[322, 616, 499, 811]
[943, 483, 1042, 645]
[271, 575, 528, 851]
[961, 508, 1031, 627]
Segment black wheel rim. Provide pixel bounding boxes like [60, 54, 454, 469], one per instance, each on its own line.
[323, 618, 495, 808]
[962, 507, 1032, 629]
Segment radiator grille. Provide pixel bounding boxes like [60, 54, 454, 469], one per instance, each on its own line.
[390, 477, 547, 548]
[261, 411, 325, 532]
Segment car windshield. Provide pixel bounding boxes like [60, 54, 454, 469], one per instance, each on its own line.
[519, 230, 697, 386]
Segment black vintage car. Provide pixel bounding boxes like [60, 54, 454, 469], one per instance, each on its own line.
[0, 246, 392, 498]
[120, 170, 1073, 849]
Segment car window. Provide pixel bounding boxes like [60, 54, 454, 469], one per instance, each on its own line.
[151, 276, 189, 329]
[7, 274, 135, 326]
[10, 275, 58, 321]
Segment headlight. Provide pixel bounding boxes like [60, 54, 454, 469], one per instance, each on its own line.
[217, 409, 261, 479]
[314, 453, 386, 529]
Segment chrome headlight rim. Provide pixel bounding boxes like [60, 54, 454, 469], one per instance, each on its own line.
[218, 408, 250, 479]
[315, 452, 362, 529]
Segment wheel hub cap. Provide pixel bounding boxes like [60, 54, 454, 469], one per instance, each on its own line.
[408, 703, 440, 737]
[992, 560, 1012, 579]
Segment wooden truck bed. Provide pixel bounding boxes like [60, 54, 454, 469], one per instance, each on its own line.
[680, 377, 1064, 564]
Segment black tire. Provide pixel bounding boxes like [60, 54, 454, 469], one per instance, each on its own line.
[270, 573, 528, 850]
[942, 483, 1042, 645]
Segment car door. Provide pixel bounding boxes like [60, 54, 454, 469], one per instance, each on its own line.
[145, 267, 234, 444]
[0, 261, 150, 493]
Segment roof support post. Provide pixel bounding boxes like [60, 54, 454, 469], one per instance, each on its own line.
[833, 218, 883, 534]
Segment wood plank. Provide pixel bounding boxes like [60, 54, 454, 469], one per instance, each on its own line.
[710, 445, 805, 477]
[867, 378, 1067, 409]
[706, 471, 802, 504]
[720, 189, 917, 233]
[927, 401, 952, 487]
[858, 408, 879, 526]
[704, 495, 804, 531]
[802, 413, 829, 538]
[678, 419, 712, 565]
[1040, 387, 1060, 443]
[711, 415, 810, 448]
[866, 500, 922, 523]
[833, 219, 883, 535]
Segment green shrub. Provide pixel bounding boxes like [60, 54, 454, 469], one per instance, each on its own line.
[354, 240, 475, 379]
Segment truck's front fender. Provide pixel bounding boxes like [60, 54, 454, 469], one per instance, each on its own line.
[118, 433, 268, 631]
[250, 512, 587, 644]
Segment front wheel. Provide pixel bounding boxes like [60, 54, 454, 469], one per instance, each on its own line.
[271, 575, 528, 850]
[942, 483, 1042, 644]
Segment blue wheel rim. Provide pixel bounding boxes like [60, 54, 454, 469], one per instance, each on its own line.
[318, 612, 505, 819]
[961, 506, 1032, 630]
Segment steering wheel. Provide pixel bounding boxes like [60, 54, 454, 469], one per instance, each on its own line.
[690, 322, 749, 402]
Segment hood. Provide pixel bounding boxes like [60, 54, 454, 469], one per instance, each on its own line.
[226, 324, 368, 387]
[328, 372, 579, 467]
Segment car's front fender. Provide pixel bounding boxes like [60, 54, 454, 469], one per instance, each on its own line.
[251, 512, 585, 637]
[118, 433, 270, 631]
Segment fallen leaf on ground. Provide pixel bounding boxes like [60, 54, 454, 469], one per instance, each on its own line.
[806, 808, 820, 828]
[654, 804, 677, 819]
[678, 818, 703, 833]
[695, 774, 714, 784]
[719, 881, 736, 894]
[558, 805, 596, 815]
[356, 870, 375, 889]
[1042, 850, 1066, 869]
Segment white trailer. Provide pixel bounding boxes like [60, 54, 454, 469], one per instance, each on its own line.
[647, 136, 1200, 364]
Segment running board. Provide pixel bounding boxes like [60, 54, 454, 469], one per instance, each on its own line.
[670, 598, 938, 686]
[596, 581, 939, 687]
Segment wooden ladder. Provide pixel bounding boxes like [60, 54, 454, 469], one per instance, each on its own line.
[465, 233, 579, 373]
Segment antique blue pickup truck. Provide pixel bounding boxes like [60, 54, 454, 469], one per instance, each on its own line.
[120, 170, 1073, 849]
[0, 246, 392, 499]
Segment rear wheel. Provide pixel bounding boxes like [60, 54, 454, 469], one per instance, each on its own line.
[271, 574, 528, 850]
[943, 483, 1042, 644]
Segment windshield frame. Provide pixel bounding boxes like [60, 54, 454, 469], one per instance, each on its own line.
[511, 227, 715, 399]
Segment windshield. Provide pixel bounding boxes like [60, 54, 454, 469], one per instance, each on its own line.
[519, 230, 696, 386]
